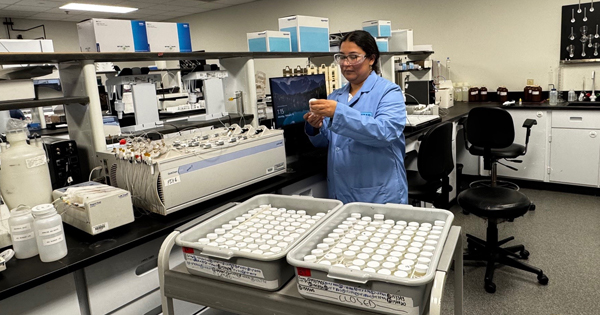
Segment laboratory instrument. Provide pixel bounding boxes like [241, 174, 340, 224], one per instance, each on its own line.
[42, 138, 82, 189]
[0, 124, 53, 209]
[52, 181, 134, 235]
[568, 44, 575, 57]
[32, 204, 68, 262]
[436, 79, 454, 108]
[98, 124, 286, 215]
[182, 70, 229, 121]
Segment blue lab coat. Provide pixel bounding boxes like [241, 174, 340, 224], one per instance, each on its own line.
[306, 71, 408, 204]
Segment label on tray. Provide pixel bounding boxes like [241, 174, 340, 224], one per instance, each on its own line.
[185, 253, 279, 289]
[297, 276, 418, 315]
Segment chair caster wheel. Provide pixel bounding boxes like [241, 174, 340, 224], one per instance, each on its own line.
[520, 249, 530, 259]
[529, 204, 536, 211]
[484, 282, 496, 293]
[538, 274, 549, 285]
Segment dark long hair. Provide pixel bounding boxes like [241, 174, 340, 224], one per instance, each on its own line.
[340, 30, 380, 74]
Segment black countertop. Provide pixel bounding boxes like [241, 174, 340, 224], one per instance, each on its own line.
[0, 158, 326, 300]
[460, 100, 600, 110]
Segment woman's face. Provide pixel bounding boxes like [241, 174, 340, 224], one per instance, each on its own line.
[339, 40, 375, 85]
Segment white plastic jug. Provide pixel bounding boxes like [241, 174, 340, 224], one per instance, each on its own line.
[0, 129, 53, 209]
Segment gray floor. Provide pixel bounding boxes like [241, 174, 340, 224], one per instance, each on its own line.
[441, 188, 600, 315]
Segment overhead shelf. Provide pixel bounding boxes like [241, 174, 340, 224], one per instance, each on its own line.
[0, 96, 89, 110]
[0, 51, 434, 64]
[397, 67, 432, 72]
[560, 59, 600, 64]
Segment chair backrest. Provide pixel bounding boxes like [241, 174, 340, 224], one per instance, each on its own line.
[466, 107, 515, 149]
[418, 121, 454, 181]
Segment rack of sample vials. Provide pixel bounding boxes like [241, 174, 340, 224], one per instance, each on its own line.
[175, 194, 343, 291]
[287, 202, 453, 315]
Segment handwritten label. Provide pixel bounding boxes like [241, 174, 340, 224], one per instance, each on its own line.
[38, 225, 62, 236]
[92, 222, 109, 234]
[26, 155, 47, 169]
[13, 232, 34, 242]
[185, 253, 278, 289]
[164, 176, 181, 187]
[297, 276, 418, 315]
[10, 223, 31, 233]
[43, 234, 64, 246]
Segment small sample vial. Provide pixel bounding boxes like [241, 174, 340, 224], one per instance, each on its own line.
[323, 238, 335, 245]
[311, 249, 324, 257]
[434, 220, 446, 227]
[374, 214, 385, 221]
[380, 244, 393, 251]
[370, 237, 383, 244]
[384, 219, 395, 225]
[420, 251, 434, 259]
[361, 247, 375, 254]
[396, 240, 409, 247]
[230, 229, 241, 235]
[365, 226, 377, 232]
[401, 259, 415, 267]
[207, 233, 218, 240]
[421, 223, 432, 229]
[259, 245, 271, 251]
[337, 225, 350, 231]
[408, 222, 420, 228]
[413, 236, 426, 243]
[357, 235, 369, 242]
[222, 224, 233, 231]
[344, 233, 357, 240]
[333, 228, 345, 234]
[371, 255, 385, 262]
[367, 261, 381, 269]
[378, 269, 392, 276]
[426, 240, 438, 247]
[386, 256, 400, 264]
[277, 242, 289, 248]
[243, 237, 255, 244]
[335, 243, 349, 250]
[225, 240, 236, 247]
[290, 233, 301, 239]
[374, 232, 386, 238]
[250, 233, 261, 239]
[432, 226, 444, 231]
[236, 242, 247, 249]
[252, 249, 264, 255]
[413, 264, 428, 278]
[363, 268, 377, 273]
[386, 234, 399, 240]
[417, 257, 431, 265]
[352, 259, 366, 268]
[410, 242, 424, 249]
[382, 262, 396, 270]
[350, 213, 362, 218]
[344, 251, 357, 260]
[357, 253, 370, 260]
[430, 230, 443, 236]
[418, 226, 431, 232]
[423, 245, 436, 253]
[396, 220, 408, 226]
[381, 224, 393, 229]
[267, 240, 278, 246]
[376, 249, 389, 256]
[319, 260, 332, 266]
[283, 236, 295, 243]
[397, 264, 412, 273]
[328, 233, 341, 240]
[255, 239, 266, 245]
[394, 271, 409, 278]
[247, 227, 258, 233]
[405, 253, 418, 261]
[247, 244, 259, 250]
[366, 242, 378, 249]
[400, 235, 413, 242]
[383, 239, 396, 246]
[324, 253, 338, 261]
[331, 248, 343, 256]
[390, 229, 402, 235]
[390, 251, 403, 259]
[403, 230, 416, 236]
[317, 243, 330, 250]
[428, 235, 441, 241]
[353, 241, 365, 247]
[357, 221, 369, 227]
[361, 216, 372, 222]
[197, 238, 210, 244]
[340, 238, 353, 245]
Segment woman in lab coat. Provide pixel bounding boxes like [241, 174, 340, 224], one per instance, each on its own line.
[304, 30, 407, 204]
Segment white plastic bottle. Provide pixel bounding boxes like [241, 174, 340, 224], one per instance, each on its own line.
[32, 204, 68, 262]
[0, 129, 53, 209]
[8, 205, 38, 259]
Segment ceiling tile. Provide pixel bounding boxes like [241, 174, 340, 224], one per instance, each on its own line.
[113, 1, 154, 9]
[27, 12, 69, 20]
[2, 4, 50, 11]
[195, 2, 229, 9]
[215, 0, 255, 5]
[146, 4, 188, 12]
[0, 10, 37, 17]
[15, 0, 58, 8]
[167, 0, 203, 7]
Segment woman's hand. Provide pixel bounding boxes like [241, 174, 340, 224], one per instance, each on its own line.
[309, 99, 337, 118]
[303, 111, 324, 129]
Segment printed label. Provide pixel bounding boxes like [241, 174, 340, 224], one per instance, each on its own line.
[165, 168, 181, 177]
[164, 176, 181, 187]
[92, 222, 109, 235]
[26, 155, 47, 169]
[532, 91, 540, 95]
[13, 232, 34, 242]
[481, 91, 488, 95]
[39, 225, 62, 236]
[500, 92, 508, 96]
[43, 234, 64, 246]
[297, 276, 418, 315]
[185, 253, 278, 289]
[10, 223, 31, 233]
[471, 91, 477, 95]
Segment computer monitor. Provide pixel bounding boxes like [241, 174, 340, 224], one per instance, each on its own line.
[269, 74, 327, 129]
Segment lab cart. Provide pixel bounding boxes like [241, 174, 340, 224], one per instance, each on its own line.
[158, 203, 463, 315]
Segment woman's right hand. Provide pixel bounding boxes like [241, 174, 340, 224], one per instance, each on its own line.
[304, 112, 324, 129]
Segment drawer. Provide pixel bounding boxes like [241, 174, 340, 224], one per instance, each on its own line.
[552, 110, 600, 129]
[85, 236, 185, 315]
[110, 289, 205, 315]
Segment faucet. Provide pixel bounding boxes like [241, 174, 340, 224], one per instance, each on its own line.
[591, 71, 597, 101]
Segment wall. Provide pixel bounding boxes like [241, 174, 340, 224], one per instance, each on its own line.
[171, 0, 600, 94]
[0, 18, 79, 52]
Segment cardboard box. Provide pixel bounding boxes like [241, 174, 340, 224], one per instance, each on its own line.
[247, 31, 291, 52]
[376, 38, 389, 52]
[146, 22, 192, 52]
[77, 19, 149, 52]
[389, 29, 414, 52]
[0, 80, 35, 101]
[278, 15, 329, 52]
[362, 20, 392, 37]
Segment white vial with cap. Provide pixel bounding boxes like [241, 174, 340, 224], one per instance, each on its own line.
[423, 245, 436, 253]
[225, 240, 236, 247]
[397, 240, 410, 247]
[247, 244, 259, 250]
[236, 242, 248, 249]
[349, 265, 361, 270]
[420, 251, 434, 259]
[197, 238, 210, 244]
[380, 244, 393, 251]
[386, 256, 400, 264]
[390, 251, 403, 259]
[363, 268, 377, 273]
[317, 243, 330, 250]
[382, 261, 396, 269]
[357, 253, 370, 260]
[376, 249, 389, 256]
[426, 240, 438, 247]
[413, 264, 428, 278]
[259, 244, 271, 251]
[434, 220, 446, 226]
[277, 242, 289, 248]
[361, 216, 372, 222]
[378, 269, 392, 276]
[367, 261, 381, 269]
[384, 219, 395, 225]
[323, 238, 335, 245]
[432, 226, 444, 231]
[405, 253, 418, 261]
[352, 259, 366, 268]
[428, 234, 441, 241]
[267, 240, 278, 246]
[383, 239, 396, 246]
[319, 260, 332, 266]
[401, 259, 415, 267]
[374, 214, 385, 221]
[328, 233, 340, 240]
[344, 251, 357, 259]
[396, 220, 408, 226]
[411, 242, 424, 249]
[361, 247, 375, 254]
[255, 239, 266, 245]
[351, 213, 362, 218]
[331, 248, 343, 255]
[398, 264, 412, 272]
[336, 243, 349, 250]
[311, 249, 324, 257]
[394, 271, 409, 278]
[418, 257, 431, 265]
[371, 255, 385, 262]
[400, 235, 413, 242]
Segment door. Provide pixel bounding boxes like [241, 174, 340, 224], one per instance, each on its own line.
[549, 128, 600, 186]
[497, 110, 548, 181]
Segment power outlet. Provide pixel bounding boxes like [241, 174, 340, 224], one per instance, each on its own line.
[527, 79, 534, 85]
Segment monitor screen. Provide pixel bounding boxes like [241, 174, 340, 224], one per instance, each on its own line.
[269, 74, 327, 128]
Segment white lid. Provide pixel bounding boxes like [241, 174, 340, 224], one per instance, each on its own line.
[304, 255, 317, 262]
[349, 265, 361, 270]
[432, 226, 444, 231]
[353, 241, 365, 247]
[367, 261, 380, 269]
[197, 238, 210, 244]
[400, 235, 412, 241]
[413, 236, 426, 243]
[283, 236, 294, 242]
[316, 212, 326, 217]
[397, 264, 412, 272]
[361, 247, 374, 254]
[317, 243, 330, 250]
[421, 223, 432, 228]
[223, 233, 234, 239]
[371, 255, 385, 262]
[386, 234, 399, 240]
[297, 210, 307, 215]
[328, 233, 340, 240]
[384, 219, 395, 225]
[370, 237, 382, 243]
[360, 231, 371, 236]
[361, 216, 372, 222]
[357, 253, 370, 260]
[394, 270, 409, 278]
[311, 249, 324, 256]
[247, 227, 258, 232]
[344, 251, 357, 259]
[243, 237, 254, 243]
[386, 256, 400, 263]
[420, 251, 434, 258]
[335, 243, 348, 249]
[415, 264, 428, 273]
[319, 260, 332, 266]
[257, 229, 267, 234]
[352, 259, 366, 266]
[286, 210, 296, 214]
[396, 240, 409, 247]
[346, 217, 358, 222]
[337, 225, 349, 231]
[233, 236, 244, 242]
[402, 230, 415, 235]
[423, 245, 436, 252]
[434, 220, 446, 226]
[333, 228, 344, 234]
[331, 248, 343, 255]
[374, 214, 385, 220]
[262, 234, 273, 240]
[418, 226, 430, 232]
[291, 222, 301, 227]
[401, 259, 415, 266]
[366, 242, 378, 248]
[393, 224, 405, 229]
[273, 235, 284, 241]
[277, 242, 288, 248]
[363, 268, 377, 273]
[340, 238, 352, 244]
[383, 239, 395, 245]
[350, 213, 361, 218]
[344, 233, 357, 239]
[405, 253, 418, 260]
[267, 240, 278, 246]
[382, 261, 396, 269]
[410, 242, 423, 248]
[324, 253, 337, 260]
[426, 240, 438, 246]
[250, 233, 261, 239]
[31, 204, 56, 216]
[376, 249, 388, 256]
[236, 242, 247, 248]
[236, 216, 246, 222]
[247, 244, 259, 250]
[390, 251, 403, 258]
[357, 235, 369, 242]
[222, 224, 233, 230]
[225, 240, 236, 246]
[408, 221, 419, 227]
[374, 232, 385, 238]
[379, 244, 392, 250]
[430, 230, 442, 235]
[259, 244, 271, 251]
[428, 235, 440, 240]
[207, 233, 218, 240]
[377, 269, 392, 275]
[415, 232, 428, 237]
[406, 226, 418, 231]
[252, 249, 263, 255]
[418, 257, 431, 265]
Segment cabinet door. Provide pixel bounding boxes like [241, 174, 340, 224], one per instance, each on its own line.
[497, 110, 548, 181]
[549, 128, 600, 186]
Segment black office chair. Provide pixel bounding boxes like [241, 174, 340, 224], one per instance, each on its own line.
[407, 121, 454, 209]
[458, 107, 548, 293]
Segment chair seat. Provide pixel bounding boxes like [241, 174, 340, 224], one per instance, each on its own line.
[469, 143, 526, 159]
[407, 170, 442, 201]
[457, 187, 531, 219]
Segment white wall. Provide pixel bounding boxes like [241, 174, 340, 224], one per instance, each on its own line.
[0, 18, 79, 52]
[171, 0, 600, 94]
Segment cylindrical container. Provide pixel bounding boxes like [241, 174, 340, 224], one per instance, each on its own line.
[462, 82, 470, 101]
[0, 129, 53, 209]
[32, 204, 67, 262]
[497, 86, 509, 102]
[523, 86, 533, 102]
[468, 87, 480, 102]
[531, 86, 543, 102]
[480, 87, 488, 101]
[454, 83, 463, 102]
[568, 89, 577, 101]
[8, 206, 39, 259]
[550, 88, 558, 105]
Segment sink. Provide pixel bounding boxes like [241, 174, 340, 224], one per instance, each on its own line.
[566, 101, 600, 106]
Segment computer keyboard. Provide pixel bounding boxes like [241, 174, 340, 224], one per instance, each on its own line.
[405, 114, 441, 127]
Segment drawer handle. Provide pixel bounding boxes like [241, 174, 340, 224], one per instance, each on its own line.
[569, 117, 583, 121]
[135, 258, 158, 276]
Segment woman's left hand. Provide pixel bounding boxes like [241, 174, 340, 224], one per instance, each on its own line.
[309, 99, 337, 118]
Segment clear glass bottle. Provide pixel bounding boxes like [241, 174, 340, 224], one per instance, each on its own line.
[8, 205, 38, 259]
[32, 204, 67, 262]
[462, 82, 470, 101]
